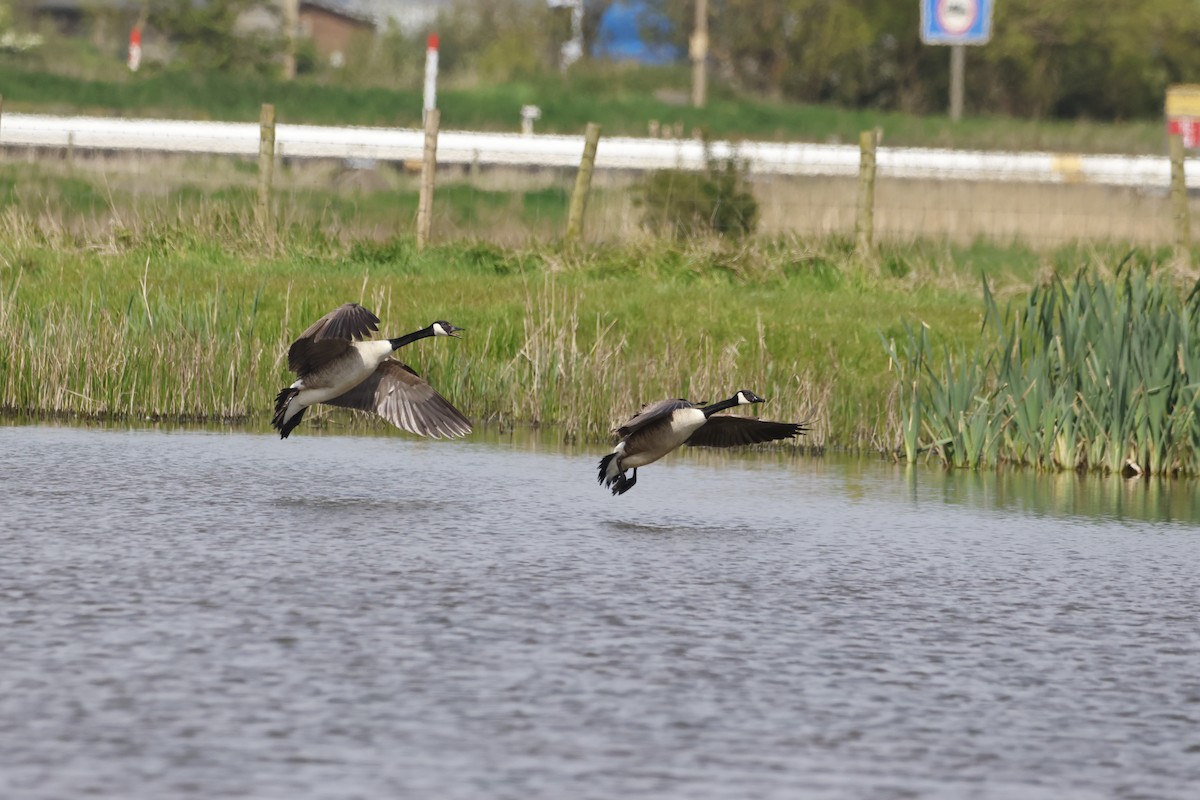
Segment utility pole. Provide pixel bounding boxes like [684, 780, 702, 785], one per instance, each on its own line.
[949, 45, 964, 122]
[690, 0, 708, 108]
[281, 0, 299, 80]
[547, 0, 583, 71]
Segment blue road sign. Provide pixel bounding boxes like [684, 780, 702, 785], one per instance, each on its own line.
[920, 0, 993, 45]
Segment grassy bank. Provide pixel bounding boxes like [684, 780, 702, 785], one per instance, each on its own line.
[0, 61, 1166, 155]
[2, 196, 1162, 452]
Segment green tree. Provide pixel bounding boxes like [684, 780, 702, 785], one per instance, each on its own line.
[435, 0, 567, 80]
[969, 0, 1200, 119]
[652, 0, 880, 103]
[149, 0, 283, 76]
[648, 0, 1200, 120]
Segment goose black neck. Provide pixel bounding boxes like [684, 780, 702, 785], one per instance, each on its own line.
[701, 395, 746, 417]
[389, 325, 435, 351]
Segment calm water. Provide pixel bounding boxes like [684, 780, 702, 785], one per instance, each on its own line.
[2, 423, 1199, 799]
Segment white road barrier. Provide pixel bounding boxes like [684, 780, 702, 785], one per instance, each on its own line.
[0, 112, 1188, 189]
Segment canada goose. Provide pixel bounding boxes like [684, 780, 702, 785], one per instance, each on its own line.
[597, 390, 807, 495]
[272, 302, 472, 440]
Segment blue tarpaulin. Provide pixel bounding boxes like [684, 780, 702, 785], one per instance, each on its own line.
[593, 1, 679, 64]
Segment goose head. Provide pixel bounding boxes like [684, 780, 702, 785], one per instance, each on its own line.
[735, 389, 765, 405]
[431, 321, 464, 338]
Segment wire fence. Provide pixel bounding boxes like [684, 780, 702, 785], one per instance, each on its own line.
[0, 110, 1194, 250]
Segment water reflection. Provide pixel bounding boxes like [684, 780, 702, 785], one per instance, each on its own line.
[657, 438, 1199, 525]
[6, 416, 1198, 524]
[910, 463, 1199, 524]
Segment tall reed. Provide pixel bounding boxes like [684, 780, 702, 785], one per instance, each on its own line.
[884, 262, 1200, 476]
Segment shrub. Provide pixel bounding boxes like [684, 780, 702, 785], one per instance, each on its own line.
[637, 146, 758, 240]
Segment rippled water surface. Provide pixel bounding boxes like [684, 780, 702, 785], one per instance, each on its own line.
[2, 423, 1199, 799]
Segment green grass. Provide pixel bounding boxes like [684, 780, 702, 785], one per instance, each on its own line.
[1, 184, 1156, 453]
[0, 60, 1167, 154]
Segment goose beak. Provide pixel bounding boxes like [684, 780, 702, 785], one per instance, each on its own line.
[447, 325, 464, 338]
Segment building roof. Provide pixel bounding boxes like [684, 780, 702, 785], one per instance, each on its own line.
[34, 0, 450, 27]
[306, 0, 452, 32]
[300, 1, 376, 28]
[34, 0, 140, 11]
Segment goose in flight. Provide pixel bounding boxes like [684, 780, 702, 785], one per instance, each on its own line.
[272, 302, 471, 440]
[598, 390, 806, 495]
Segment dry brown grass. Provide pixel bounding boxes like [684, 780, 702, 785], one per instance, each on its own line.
[4, 148, 1188, 247]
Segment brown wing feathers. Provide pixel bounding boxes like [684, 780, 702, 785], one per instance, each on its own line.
[287, 303, 380, 377]
[324, 360, 472, 439]
[287, 338, 352, 377]
[616, 399, 691, 437]
[298, 303, 379, 342]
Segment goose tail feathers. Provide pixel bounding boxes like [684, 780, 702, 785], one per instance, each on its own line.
[272, 387, 305, 439]
[598, 452, 619, 486]
[598, 453, 636, 495]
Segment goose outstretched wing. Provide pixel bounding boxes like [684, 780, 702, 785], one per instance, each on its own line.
[288, 303, 380, 375]
[298, 303, 380, 342]
[324, 360, 472, 439]
[686, 416, 808, 448]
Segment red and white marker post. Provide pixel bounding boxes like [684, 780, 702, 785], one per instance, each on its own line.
[423, 33, 439, 120]
[128, 24, 142, 72]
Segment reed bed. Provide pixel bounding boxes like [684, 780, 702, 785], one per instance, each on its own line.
[883, 259, 1200, 476]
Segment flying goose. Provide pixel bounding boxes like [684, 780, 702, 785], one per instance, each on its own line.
[272, 302, 472, 440]
[597, 390, 807, 495]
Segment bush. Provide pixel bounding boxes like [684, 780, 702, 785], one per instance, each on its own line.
[637, 147, 758, 240]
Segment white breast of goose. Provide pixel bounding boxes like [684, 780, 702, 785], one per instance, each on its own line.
[304, 340, 392, 396]
[668, 407, 708, 437]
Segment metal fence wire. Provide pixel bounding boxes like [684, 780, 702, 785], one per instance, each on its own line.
[1, 111, 1195, 248]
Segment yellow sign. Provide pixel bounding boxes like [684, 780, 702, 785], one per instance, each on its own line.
[1051, 155, 1084, 183]
[1166, 85, 1200, 117]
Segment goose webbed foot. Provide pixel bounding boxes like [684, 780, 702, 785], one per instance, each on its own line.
[612, 468, 638, 495]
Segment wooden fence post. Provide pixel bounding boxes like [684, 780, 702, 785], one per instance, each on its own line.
[855, 129, 877, 256]
[1169, 133, 1191, 266]
[566, 122, 602, 243]
[690, 0, 708, 109]
[416, 108, 440, 250]
[257, 103, 276, 233]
